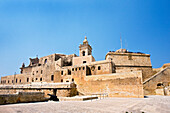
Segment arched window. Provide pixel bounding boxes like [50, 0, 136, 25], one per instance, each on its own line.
[51, 75, 54, 81]
[82, 51, 85, 56]
[40, 78, 42, 81]
[16, 79, 17, 83]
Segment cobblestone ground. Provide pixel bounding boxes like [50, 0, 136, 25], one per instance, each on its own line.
[0, 96, 170, 113]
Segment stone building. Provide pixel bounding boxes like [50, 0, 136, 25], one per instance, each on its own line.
[0, 36, 169, 98]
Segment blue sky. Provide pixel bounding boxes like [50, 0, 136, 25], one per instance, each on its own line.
[0, 0, 170, 77]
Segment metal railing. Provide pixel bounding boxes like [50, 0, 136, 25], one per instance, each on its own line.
[90, 93, 108, 101]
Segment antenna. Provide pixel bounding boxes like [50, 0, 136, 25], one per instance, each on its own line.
[125, 39, 128, 49]
[120, 33, 122, 49]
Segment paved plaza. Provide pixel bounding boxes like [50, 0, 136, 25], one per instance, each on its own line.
[0, 96, 170, 113]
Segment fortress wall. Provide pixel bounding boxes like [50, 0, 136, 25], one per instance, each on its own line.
[87, 60, 113, 75]
[0, 87, 77, 99]
[75, 71, 143, 98]
[1, 74, 32, 85]
[0, 92, 47, 105]
[31, 63, 56, 83]
[22, 67, 32, 74]
[143, 67, 170, 95]
[115, 67, 153, 81]
[106, 53, 152, 67]
[105, 53, 154, 82]
[38, 54, 56, 65]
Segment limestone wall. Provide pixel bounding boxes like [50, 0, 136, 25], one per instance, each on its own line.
[73, 55, 95, 66]
[22, 67, 32, 74]
[0, 92, 47, 105]
[1, 74, 31, 85]
[106, 52, 151, 67]
[143, 67, 170, 95]
[1, 55, 57, 84]
[75, 71, 143, 98]
[105, 52, 153, 82]
[115, 67, 153, 81]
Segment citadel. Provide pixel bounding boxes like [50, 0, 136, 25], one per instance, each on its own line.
[0, 36, 170, 103]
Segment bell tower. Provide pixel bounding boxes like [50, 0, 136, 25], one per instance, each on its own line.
[79, 36, 92, 57]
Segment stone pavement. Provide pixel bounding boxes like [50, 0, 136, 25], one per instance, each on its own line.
[0, 95, 170, 113]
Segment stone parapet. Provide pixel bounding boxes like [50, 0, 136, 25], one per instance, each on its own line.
[0, 82, 76, 89]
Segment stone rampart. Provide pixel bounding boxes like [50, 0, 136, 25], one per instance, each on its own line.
[75, 71, 143, 98]
[143, 67, 170, 95]
[0, 92, 48, 105]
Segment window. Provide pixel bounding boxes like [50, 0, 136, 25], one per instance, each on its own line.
[72, 68, 74, 71]
[44, 59, 47, 64]
[40, 78, 42, 81]
[68, 70, 71, 75]
[98, 66, 101, 70]
[20, 79, 21, 83]
[41, 70, 43, 74]
[8, 80, 10, 83]
[72, 78, 74, 82]
[75, 68, 77, 71]
[12, 80, 13, 83]
[16, 79, 18, 83]
[51, 75, 54, 81]
[61, 71, 63, 75]
[83, 67, 85, 70]
[36, 71, 38, 74]
[61, 79, 63, 82]
[83, 61, 86, 64]
[36, 78, 38, 80]
[66, 80, 69, 82]
[79, 67, 81, 70]
[82, 51, 85, 56]
[27, 78, 29, 82]
[157, 83, 163, 86]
